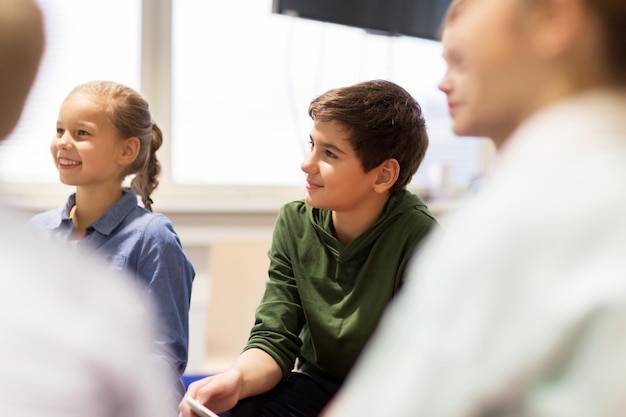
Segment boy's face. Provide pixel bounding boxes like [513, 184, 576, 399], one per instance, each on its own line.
[438, 0, 537, 147]
[302, 119, 380, 212]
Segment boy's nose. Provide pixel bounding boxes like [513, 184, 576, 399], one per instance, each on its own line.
[300, 152, 316, 173]
[438, 74, 451, 94]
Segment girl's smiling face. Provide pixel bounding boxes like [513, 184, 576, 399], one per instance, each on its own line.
[51, 93, 127, 189]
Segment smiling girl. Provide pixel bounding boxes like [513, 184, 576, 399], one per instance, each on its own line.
[29, 80, 195, 403]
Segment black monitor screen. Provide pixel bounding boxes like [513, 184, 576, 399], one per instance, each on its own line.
[272, 0, 451, 40]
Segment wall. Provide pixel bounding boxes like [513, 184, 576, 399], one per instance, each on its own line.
[165, 211, 277, 374]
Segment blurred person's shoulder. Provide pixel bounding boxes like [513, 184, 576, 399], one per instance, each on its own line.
[0, 202, 146, 310]
[0, 201, 172, 415]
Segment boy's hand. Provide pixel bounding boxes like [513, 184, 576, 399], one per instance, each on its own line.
[179, 369, 243, 417]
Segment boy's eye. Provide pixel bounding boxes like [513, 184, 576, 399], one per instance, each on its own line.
[78, 129, 90, 136]
[308, 139, 338, 159]
[56, 128, 64, 136]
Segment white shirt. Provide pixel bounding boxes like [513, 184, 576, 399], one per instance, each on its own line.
[0, 202, 175, 417]
[327, 89, 626, 417]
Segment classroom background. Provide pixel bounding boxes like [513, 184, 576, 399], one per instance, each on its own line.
[0, 0, 495, 377]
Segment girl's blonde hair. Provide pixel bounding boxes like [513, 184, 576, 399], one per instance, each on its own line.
[69, 80, 162, 211]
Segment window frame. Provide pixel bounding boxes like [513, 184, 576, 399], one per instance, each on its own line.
[1, 0, 492, 215]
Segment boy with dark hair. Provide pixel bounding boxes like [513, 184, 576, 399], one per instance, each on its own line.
[180, 79, 438, 417]
[323, 0, 626, 416]
[308, 79, 428, 194]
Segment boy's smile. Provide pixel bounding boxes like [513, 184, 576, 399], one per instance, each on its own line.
[305, 178, 322, 190]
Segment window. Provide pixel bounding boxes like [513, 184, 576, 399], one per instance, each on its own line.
[0, 0, 141, 183]
[1, 0, 487, 211]
[171, 0, 483, 192]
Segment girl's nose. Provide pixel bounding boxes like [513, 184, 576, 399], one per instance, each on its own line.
[56, 131, 71, 149]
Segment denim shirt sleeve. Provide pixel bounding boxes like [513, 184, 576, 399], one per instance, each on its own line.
[133, 214, 195, 378]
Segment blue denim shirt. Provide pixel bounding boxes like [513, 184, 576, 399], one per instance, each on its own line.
[28, 189, 195, 395]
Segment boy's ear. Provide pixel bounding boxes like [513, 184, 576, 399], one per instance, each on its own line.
[117, 136, 140, 166]
[373, 158, 400, 193]
[528, 0, 586, 58]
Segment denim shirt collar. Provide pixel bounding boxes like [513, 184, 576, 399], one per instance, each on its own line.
[46, 188, 139, 236]
[90, 188, 139, 236]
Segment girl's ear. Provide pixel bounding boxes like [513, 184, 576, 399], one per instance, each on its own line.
[117, 136, 140, 166]
[373, 158, 400, 193]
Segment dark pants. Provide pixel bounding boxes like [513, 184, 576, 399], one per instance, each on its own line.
[221, 372, 340, 417]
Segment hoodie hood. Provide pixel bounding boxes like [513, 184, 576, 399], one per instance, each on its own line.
[309, 189, 430, 263]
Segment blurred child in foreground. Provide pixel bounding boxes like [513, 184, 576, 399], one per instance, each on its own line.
[323, 0, 626, 416]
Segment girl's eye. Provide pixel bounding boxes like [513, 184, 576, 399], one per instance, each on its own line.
[56, 128, 64, 136]
[78, 129, 89, 136]
[324, 150, 337, 159]
[308, 139, 314, 150]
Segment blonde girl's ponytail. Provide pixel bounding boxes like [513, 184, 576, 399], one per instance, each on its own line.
[131, 122, 162, 211]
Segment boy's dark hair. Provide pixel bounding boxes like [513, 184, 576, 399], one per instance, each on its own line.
[308, 79, 428, 193]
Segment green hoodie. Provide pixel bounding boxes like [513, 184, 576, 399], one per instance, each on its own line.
[244, 189, 439, 384]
